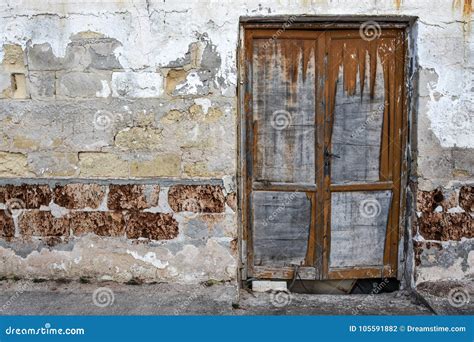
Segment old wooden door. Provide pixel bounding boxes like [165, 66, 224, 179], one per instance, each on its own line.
[241, 24, 406, 280]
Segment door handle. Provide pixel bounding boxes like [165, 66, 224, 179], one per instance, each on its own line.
[324, 148, 340, 159]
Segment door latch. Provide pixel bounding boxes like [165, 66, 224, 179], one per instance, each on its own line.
[324, 147, 340, 176]
[324, 148, 340, 159]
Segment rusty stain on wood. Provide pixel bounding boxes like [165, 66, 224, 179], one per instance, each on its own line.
[453, 0, 472, 18]
[464, 0, 473, 17]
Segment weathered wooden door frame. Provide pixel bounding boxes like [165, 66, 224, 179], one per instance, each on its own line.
[237, 16, 416, 282]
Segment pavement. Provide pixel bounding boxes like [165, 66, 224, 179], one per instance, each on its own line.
[0, 279, 472, 315]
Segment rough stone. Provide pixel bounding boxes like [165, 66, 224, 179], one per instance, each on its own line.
[115, 127, 162, 150]
[19, 211, 69, 237]
[226, 192, 237, 212]
[417, 188, 445, 213]
[125, 212, 178, 240]
[107, 184, 159, 210]
[418, 212, 473, 241]
[0, 72, 10, 98]
[183, 162, 223, 177]
[188, 104, 223, 123]
[78, 153, 129, 178]
[26, 43, 65, 71]
[53, 184, 106, 209]
[2, 44, 26, 72]
[168, 185, 225, 213]
[130, 154, 181, 178]
[26, 42, 88, 71]
[160, 109, 183, 124]
[415, 239, 474, 283]
[11, 136, 39, 151]
[87, 39, 123, 70]
[165, 69, 188, 95]
[10, 73, 28, 99]
[459, 186, 473, 213]
[70, 211, 125, 237]
[0, 184, 52, 209]
[57, 71, 110, 98]
[28, 71, 56, 99]
[111, 72, 163, 98]
[28, 152, 79, 177]
[0, 212, 15, 238]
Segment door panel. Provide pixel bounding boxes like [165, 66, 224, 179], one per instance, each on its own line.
[252, 37, 317, 184]
[245, 29, 324, 280]
[329, 190, 392, 268]
[242, 27, 405, 280]
[329, 47, 386, 184]
[324, 30, 404, 279]
[253, 191, 312, 267]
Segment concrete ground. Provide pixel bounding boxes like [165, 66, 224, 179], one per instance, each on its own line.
[0, 279, 472, 315]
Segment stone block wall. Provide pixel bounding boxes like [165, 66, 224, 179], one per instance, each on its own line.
[414, 186, 473, 283]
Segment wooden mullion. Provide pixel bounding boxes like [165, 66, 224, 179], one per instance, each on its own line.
[243, 29, 255, 278]
[253, 266, 317, 280]
[328, 267, 383, 280]
[314, 32, 327, 278]
[252, 182, 317, 192]
[389, 31, 406, 275]
[305, 192, 317, 267]
[330, 181, 393, 192]
[321, 32, 335, 279]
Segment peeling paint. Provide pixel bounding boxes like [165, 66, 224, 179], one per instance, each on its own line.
[126, 250, 169, 269]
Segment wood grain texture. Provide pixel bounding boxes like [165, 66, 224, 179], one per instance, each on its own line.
[329, 190, 392, 268]
[329, 40, 386, 184]
[252, 191, 311, 267]
[252, 38, 317, 184]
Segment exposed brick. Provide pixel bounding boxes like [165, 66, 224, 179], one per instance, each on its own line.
[125, 212, 178, 240]
[418, 212, 473, 241]
[0, 184, 51, 209]
[416, 188, 444, 213]
[459, 186, 473, 213]
[413, 241, 423, 267]
[168, 185, 225, 213]
[107, 184, 159, 210]
[43, 236, 64, 246]
[0, 211, 15, 238]
[19, 211, 68, 237]
[53, 184, 105, 209]
[226, 192, 237, 212]
[69, 211, 125, 237]
[413, 241, 443, 267]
